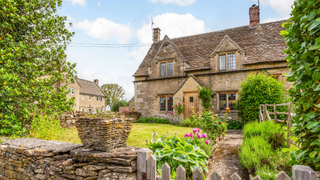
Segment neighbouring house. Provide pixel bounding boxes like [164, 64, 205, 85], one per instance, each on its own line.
[132, 5, 293, 120]
[67, 78, 106, 112]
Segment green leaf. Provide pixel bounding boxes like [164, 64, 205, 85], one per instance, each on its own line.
[312, 71, 320, 81]
[311, 139, 320, 146]
[306, 121, 320, 129]
[310, 44, 320, 50]
[280, 31, 289, 36]
[296, 150, 309, 160]
[190, 164, 197, 172]
[184, 145, 194, 153]
[315, 104, 320, 108]
[309, 151, 317, 159]
[309, 20, 320, 31]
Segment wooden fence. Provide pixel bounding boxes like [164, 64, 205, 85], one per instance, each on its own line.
[137, 149, 317, 180]
[259, 102, 300, 148]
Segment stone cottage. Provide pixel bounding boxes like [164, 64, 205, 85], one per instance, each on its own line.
[67, 78, 106, 112]
[132, 5, 292, 120]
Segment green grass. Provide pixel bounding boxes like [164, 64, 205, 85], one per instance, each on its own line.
[51, 123, 193, 148]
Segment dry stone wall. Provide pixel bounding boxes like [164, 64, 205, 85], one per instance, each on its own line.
[0, 138, 141, 180]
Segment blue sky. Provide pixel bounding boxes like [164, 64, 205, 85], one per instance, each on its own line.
[58, 0, 293, 100]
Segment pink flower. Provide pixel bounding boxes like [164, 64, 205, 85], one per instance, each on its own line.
[197, 133, 202, 138]
[225, 121, 228, 123]
[190, 133, 193, 137]
[219, 121, 221, 124]
[197, 127, 201, 132]
[184, 133, 190, 137]
[202, 133, 207, 138]
[171, 106, 173, 108]
[191, 137, 194, 139]
[206, 140, 210, 145]
[170, 112, 174, 115]
[178, 102, 180, 104]
[175, 104, 178, 106]
[183, 103, 185, 105]
[192, 128, 198, 133]
[34, 101, 38, 105]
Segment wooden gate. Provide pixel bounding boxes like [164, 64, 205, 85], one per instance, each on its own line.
[183, 92, 199, 119]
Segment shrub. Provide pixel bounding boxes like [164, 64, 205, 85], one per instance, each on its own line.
[198, 86, 214, 110]
[236, 72, 287, 124]
[281, 0, 320, 170]
[146, 131, 210, 179]
[137, 116, 170, 124]
[227, 120, 243, 129]
[111, 99, 128, 112]
[239, 121, 290, 179]
[180, 118, 194, 127]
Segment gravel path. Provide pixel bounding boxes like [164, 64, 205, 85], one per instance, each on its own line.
[206, 129, 249, 180]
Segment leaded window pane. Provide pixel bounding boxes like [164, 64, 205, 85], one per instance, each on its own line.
[167, 97, 173, 111]
[160, 97, 166, 111]
[229, 93, 236, 110]
[219, 55, 226, 70]
[219, 94, 227, 110]
[228, 54, 236, 70]
[167, 62, 173, 76]
[160, 63, 166, 77]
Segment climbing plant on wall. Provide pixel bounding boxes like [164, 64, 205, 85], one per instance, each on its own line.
[198, 86, 214, 110]
[281, 0, 320, 170]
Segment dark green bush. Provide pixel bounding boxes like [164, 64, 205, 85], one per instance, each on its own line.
[111, 99, 128, 112]
[227, 120, 243, 129]
[137, 116, 170, 124]
[180, 118, 194, 127]
[239, 121, 290, 179]
[281, 0, 320, 169]
[236, 72, 287, 124]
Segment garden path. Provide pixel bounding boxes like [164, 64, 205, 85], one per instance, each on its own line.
[206, 129, 249, 180]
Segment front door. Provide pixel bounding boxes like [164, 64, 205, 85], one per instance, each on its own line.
[184, 92, 199, 119]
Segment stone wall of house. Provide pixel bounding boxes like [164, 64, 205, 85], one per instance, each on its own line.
[0, 138, 140, 180]
[134, 66, 292, 121]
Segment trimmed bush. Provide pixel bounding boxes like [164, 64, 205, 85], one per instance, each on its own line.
[137, 116, 170, 124]
[236, 72, 287, 124]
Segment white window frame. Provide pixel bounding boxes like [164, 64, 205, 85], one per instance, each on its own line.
[82, 95, 85, 100]
[81, 107, 85, 112]
[217, 92, 238, 111]
[89, 96, 91, 101]
[160, 61, 174, 77]
[218, 53, 236, 71]
[96, 97, 103, 102]
[68, 88, 75, 95]
[88, 108, 92, 112]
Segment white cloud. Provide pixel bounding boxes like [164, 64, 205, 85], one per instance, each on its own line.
[98, 2, 101, 6]
[262, 16, 289, 23]
[80, 70, 112, 84]
[259, 0, 293, 16]
[66, 0, 86, 6]
[149, 0, 196, 6]
[74, 18, 133, 43]
[67, 15, 74, 21]
[129, 13, 209, 62]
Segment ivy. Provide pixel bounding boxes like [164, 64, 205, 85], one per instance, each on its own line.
[281, 0, 320, 170]
[0, 0, 76, 136]
[198, 86, 213, 110]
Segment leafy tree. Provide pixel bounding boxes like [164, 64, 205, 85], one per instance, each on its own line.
[281, 0, 320, 169]
[0, 0, 76, 136]
[111, 99, 129, 112]
[101, 84, 125, 109]
[236, 72, 287, 124]
[198, 86, 214, 110]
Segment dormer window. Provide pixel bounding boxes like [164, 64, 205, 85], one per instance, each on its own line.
[219, 53, 236, 71]
[160, 61, 173, 77]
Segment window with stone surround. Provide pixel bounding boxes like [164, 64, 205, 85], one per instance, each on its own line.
[97, 97, 103, 102]
[219, 53, 236, 71]
[160, 95, 173, 111]
[271, 74, 281, 81]
[68, 88, 75, 95]
[218, 92, 238, 110]
[160, 61, 173, 77]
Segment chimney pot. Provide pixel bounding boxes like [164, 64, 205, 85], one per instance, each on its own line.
[249, 4, 260, 26]
[94, 79, 99, 86]
[153, 28, 161, 43]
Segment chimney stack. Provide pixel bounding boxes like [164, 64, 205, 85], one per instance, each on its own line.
[249, 4, 260, 26]
[153, 28, 161, 43]
[94, 79, 99, 86]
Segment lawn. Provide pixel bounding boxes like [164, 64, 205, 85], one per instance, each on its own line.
[52, 123, 193, 148]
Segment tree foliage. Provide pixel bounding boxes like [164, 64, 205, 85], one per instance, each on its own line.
[236, 73, 287, 124]
[198, 86, 213, 110]
[0, 0, 76, 136]
[101, 83, 125, 109]
[111, 99, 129, 112]
[281, 0, 320, 169]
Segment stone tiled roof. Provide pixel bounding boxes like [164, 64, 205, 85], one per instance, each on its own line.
[133, 20, 287, 77]
[76, 78, 106, 97]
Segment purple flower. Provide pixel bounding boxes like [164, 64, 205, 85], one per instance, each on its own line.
[197, 133, 202, 138]
[190, 133, 193, 137]
[34, 101, 38, 105]
[219, 121, 221, 124]
[184, 133, 190, 137]
[197, 127, 201, 132]
[202, 133, 207, 138]
[206, 140, 210, 145]
[192, 128, 198, 133]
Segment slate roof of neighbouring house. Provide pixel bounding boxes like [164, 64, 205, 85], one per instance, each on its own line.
[133, 20, 287, 77]
[76, 78, 106, 97]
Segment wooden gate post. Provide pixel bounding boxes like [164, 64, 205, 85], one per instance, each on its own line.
[287, 102, 292, 148]
[273, 104, 277, 124]
[263, 104, 268, 121]
[137, 148, 153, 180]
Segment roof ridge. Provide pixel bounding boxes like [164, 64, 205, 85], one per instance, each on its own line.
[76, 78, 94, 83]
[169, 20, 287, 41]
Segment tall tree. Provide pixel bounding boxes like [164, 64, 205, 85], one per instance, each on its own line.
[281, 0, 320, 169]
[0, 0, 76, 136]
[100, 84, 125, 109]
